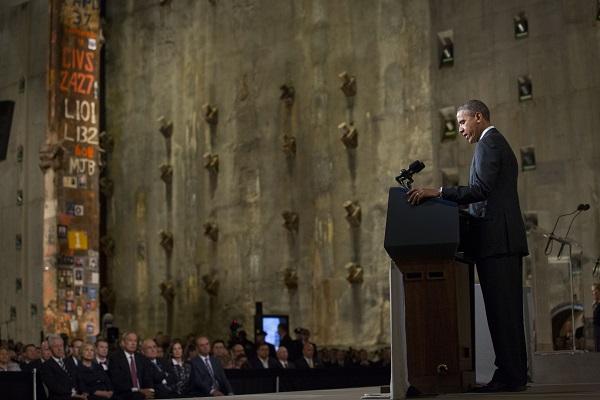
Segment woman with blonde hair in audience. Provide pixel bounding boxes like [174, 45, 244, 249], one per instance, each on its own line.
[76, 342, 113, 399]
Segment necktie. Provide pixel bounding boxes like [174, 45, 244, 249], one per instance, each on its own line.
[129, 355, 139, 389]
[57, 358, 69, 375]
[204, 357, 220, 390]
[204, 357, 214, 378]
[283, 362, 287, 368]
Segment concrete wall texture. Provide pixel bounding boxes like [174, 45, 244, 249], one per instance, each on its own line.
[0, 0, 48, 343]
[0, 0, 599, 348]
[102, 0, 600, 347]
[104, 0, 434, 345]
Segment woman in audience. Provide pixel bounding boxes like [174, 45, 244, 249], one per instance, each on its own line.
[166, 339, 191, 397]
[77, 343, 113, 399]
[0, 346, 21, 371]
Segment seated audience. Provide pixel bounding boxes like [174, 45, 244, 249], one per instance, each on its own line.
[0, 345, 21, 371]
[356, 349, 371, 367]
[165, 339, 191, 397]
[189, 336, 234, 396]
[248, 343, 278, 369]
[295, 343, 323, 369]
[230, 344, 245, 359]
[233, 354, 250, 369]
[77, 342, 113, 399]
[141, 338, 175, 398]
[40, 334, 85, 399]
[184, 341, 198, 362]
[277, 324, 295, 358]
[275, 346, 294, 369]
[19, 343, 41, 372]
[41, 340, 52, 362]
[95, 339, 110, 371]
[330, 349, 350, 368]
[108, 332, 154, 399]
[211, 340, 232, 369]
[254, 330, 276, 358]
[65, 338, 83, 370]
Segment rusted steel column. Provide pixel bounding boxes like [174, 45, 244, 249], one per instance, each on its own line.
[43, 0, 102, 340]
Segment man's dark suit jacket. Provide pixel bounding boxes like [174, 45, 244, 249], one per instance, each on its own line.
[64, 356, 79, 372]
[247, 356, 280, 369]
[275, 359, 295, 369]
[295, 357, 324, 369]
[189, 355, 233, 396]
[40, 358, 77, 400]
[148, 358, 177, 398]
[107, 351, 153, 399]
[20, 359, 42, 373]
[441, 128, 528, 259]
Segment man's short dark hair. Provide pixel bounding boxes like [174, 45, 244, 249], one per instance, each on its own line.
[457, 99, 490, 121]
[23, 343, 36, 352]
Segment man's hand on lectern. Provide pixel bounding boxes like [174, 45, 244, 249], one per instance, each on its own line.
[406, 187, 440, 205]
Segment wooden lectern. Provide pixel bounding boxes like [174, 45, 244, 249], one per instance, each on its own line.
[383, 188, 475, 397]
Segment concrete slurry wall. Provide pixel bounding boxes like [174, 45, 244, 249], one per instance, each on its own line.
[105, 0, 434, 345]
[430, 0, 600, 350]
[0, 0, 47, 343]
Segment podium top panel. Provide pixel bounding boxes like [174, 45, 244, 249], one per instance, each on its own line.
[384, 187, 459, 262]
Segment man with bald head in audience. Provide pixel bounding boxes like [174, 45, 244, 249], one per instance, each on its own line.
[141, 338, 175, 398]
[190, 336, 234, 396]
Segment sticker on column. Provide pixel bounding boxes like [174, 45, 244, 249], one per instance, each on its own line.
[74, 268, 84, 286]
[68, 231, 88, 250]
[63, 176, 77, 188]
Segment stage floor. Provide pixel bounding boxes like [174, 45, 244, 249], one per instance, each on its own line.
[188, 383, 600, 400]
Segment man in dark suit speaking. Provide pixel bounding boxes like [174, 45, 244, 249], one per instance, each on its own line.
[408, 99, 528, 392]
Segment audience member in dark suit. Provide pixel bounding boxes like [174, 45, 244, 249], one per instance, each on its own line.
[165, 339, 191, 397]
[94, 339, 110, 371]
[254, 330, 276, 359]
[328, 349, 350, 368]
[189, 336, 234, 396]
[248, 343, 279, 369]
[76, 343, 113, 400]
[275, 346, 295, 369]
[40, 334, 86, 400]
[108, 331, 155, 399]
[408, 99, 529, 393]
[277, 324, 294, 357]
[19, 343, 42, 372]
[236, 330, 256, 358]
[64, 338, 83, 371]
[295, 343, 323, 369]
[141, 338, 176, 398]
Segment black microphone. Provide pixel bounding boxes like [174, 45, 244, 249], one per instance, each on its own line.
[407, 160, 425, 175]
[395, 160, 425, 188]
[577, 204, 590, 211]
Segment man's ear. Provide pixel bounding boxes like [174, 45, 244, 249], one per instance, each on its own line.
[474, 112, 483, 122]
